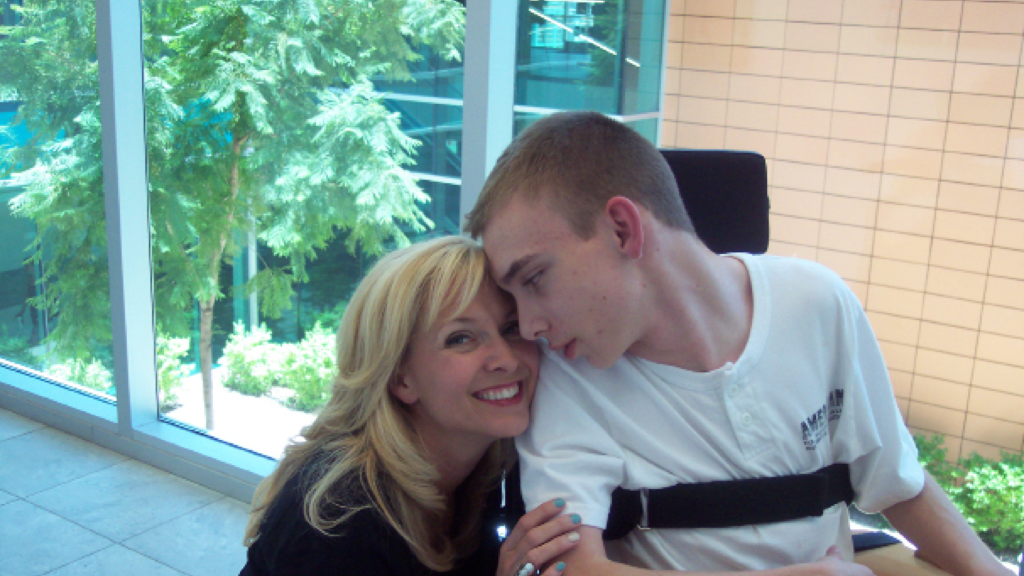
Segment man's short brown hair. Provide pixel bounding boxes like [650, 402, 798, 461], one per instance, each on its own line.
[464, 111, 694, 239]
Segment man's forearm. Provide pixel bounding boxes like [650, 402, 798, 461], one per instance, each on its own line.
[882, 472, 1012, 576]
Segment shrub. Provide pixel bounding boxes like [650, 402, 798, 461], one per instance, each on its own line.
[0, 326, 40, 370]
[156, 334, 192, 411]
[47, 358, 113, 395]
[220, 323, 285, 396]
[954, 451, 1024, 558]
[282, 322, 336, 412]
[914, 433, 963, 491]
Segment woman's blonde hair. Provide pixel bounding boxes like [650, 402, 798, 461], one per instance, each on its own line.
[243, 236, 513, 571]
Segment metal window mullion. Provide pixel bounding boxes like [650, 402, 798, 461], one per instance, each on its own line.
[96, 0, 159, 433]
[460, 0, 519, 222]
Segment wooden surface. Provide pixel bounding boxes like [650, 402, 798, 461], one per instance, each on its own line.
[855, 543, 953, 576]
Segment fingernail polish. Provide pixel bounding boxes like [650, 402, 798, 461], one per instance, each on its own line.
[554, 498, 565, 508]
[556, 562, 566, 571]
[570, 513, 581, 524]
[568, 532, 580, 542]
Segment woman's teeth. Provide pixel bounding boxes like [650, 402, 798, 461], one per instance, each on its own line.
[477, 383, 520, 401]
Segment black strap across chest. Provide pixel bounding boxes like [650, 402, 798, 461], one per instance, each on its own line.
[603, 463, 854, 540]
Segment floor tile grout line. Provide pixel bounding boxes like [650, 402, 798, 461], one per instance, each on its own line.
[36, 542, 119, 576]
[119, 494, 229, 545]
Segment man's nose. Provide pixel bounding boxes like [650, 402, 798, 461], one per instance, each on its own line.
[518, 303, 546, 340]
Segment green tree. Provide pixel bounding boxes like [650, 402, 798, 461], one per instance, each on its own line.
[1, 0, 464, 429]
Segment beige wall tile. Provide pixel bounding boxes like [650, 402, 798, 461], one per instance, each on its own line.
[896, 29, 959, 62]
[773, 161, 826, 191]
[685, 0, 735, 18]
[666, 42, 683, 69]
[868, 310, 922, 345]
[934, 211, 996, 245]
[833, 83, 891, 115]
[990, 247, 1024, 280]
[911, 375, 971, 411]
[886, 117, 947, 151]
[848, 279, 869, 306]
[770, 213, 821, 245]
[994, 218, 1024, 250]
[683, 16, 734, 45]
[782, 51, 838, 82]
[930, 239, 992, 274]
[730, 46, 784, 76]
[937, 182, 1001, 216]
[977, 331, 1024, 368]
[953, 63, 1018, 96]
[670, 0, 685, 16]
[735, 0, 788, 20]
[958, 439, 1006, 461]
[824, 167, 882, 200]
[680, 69, 731, 99]
[908, 401, 967, 436]
[682, 43, 733, 72]
[889, 88, 951, 122]
[923, 293, 984, 329]
[830, 112, 888, 144]
[839, 26, 899, 57]
[915, 348, 975, 384]
[779, 78, 835, 109]
[665, 68, 682, 96]
[897, 398, 911, 421]
[770, 187, 823, 219]
[891, 369, 914, 399]
[927, 266, 988, 303]
[787, 0, 842, 24]
[767, 239, 819, 260]
[876, 202, 934, 236]
[661, 120, 678, 148]
[819, 222, 874, 254]
[726, 100, 779, 131]
[785, 22, 841, 52]
[1007, 129, 1024, 160]
[677, 96, 728, 125]
[868, 284, 924, 317]
[843, 0, 902, 27]
[676, 122, 726, 148]
[982, 304, 1024, 339]
[900, 0, 963, 31]
[957, 32, 1023, 66]
[961, 2, 1024, 35]
[729, 74, 782, 104]
[669, 15, 685, 43]
[963, 414, 1023, 451]
[725, 128, 777, 157]
[827, 140, 886, 172]
[835, 54, 895, 87]
[871, 257, 929, 291]
[998, 189, 1024, 219]
[879, 174, 939, 207]
[948, 94, 1013, 127]
[883, 146, 943, 180]
[941, 153, 1005, 188]
[874, 230, 933, 263]
[777, 106, 831, 138]
[1002, 160, 1024, 191]
[818, 249, 872, 282]
[986, 276, 1024, 309]
[893, 59, 955, 92]
[879, 340, 918, 372]
[973, 359, 1024, 396]
[733, 19, 787, 49]
[968, 387, 1024, 424]
[664, 96, 681, 122]
[821, 195, 877, 227]
[919, 321, 980, 356]
[776, 133, 830, 164]
[944, 123, 1009, 157]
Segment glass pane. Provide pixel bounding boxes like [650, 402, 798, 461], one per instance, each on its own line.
[0, 0, 116, 402]
[141, 0, 465, 457]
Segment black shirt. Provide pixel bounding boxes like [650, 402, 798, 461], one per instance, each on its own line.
[240, 466, 524, 576]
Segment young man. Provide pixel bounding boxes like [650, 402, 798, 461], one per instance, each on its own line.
[465, 111, 1011, 576]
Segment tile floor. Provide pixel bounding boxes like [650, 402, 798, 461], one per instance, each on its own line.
[0, 408, 250, 576]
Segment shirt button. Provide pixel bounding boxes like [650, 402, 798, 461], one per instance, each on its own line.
[727, 386, 740, 398]
[740, 413, 753, 426]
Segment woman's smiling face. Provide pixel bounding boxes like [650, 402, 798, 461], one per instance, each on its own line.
[392, 279, 539, 454]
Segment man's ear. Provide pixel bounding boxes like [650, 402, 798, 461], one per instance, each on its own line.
[389, 369, 419, 406]
[604, 196, 644, 259]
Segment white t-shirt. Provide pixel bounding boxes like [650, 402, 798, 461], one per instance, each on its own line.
[516, 253, 925, 571]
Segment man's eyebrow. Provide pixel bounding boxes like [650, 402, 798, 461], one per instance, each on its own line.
[500, 254, 537, 286]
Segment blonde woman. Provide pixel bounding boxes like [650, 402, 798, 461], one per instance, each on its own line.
[240, 236, 581, 576]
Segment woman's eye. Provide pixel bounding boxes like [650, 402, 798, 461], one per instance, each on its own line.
[445, 333, 471, 347]
[502, 320, 520, 337]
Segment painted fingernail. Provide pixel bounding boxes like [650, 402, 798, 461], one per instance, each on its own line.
[556, 562, 566, 572]
[567, 532, 580, 542]
[554, 498, 565, 508]
[570, 513, 581, 524]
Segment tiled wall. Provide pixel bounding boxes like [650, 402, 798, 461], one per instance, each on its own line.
[661, 0, 1024, 461]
